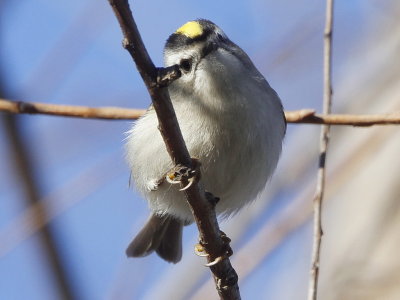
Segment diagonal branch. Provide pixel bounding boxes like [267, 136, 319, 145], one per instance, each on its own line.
[308, 1, 334, 299]
[107, 0, 240, 299]
[1, 99, 400, 125]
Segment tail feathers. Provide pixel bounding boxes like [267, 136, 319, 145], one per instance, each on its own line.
[156, 218, 183, 263]
[126, 214, 183, 263]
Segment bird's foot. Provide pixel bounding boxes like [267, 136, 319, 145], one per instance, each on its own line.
[195, 231, 233, 267]
[205, 191, 220, 208]
[165, 158, 201, 191]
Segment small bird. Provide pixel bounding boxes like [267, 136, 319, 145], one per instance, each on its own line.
[125, 19, 286, 263]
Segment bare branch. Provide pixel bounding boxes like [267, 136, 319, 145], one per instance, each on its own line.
[107, 1, 240, 299]
[0, 98, 145, 120]
[1, 99, 400, 126]
[308, 1, 334, 300]
[285, 110, 400, 126]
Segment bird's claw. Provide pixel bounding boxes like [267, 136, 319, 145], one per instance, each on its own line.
[165, 158, 201, 191]
[195, 231, 233, 267]
[205, 256, 226, 267]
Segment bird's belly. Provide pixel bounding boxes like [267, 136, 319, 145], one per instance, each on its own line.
[128, 101, 283, 222]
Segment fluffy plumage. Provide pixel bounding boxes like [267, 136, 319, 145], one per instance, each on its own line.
[125, 19, 286, 263]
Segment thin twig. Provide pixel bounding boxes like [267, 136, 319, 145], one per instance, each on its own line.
[308, 1, 334, 300]
[286, 110, 400, 126]
[1, 99, 400, 125]
[0, 98, 145, 119]
[107, 1, 240, 299]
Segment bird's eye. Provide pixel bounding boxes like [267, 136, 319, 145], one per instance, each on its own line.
[180, 58, 192, 73]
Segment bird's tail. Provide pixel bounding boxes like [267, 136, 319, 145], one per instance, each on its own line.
[126, 213, 183, 263]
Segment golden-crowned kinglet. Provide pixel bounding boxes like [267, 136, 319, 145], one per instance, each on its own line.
[125, 19, 286, 263]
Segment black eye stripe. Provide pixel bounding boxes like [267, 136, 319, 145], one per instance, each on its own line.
[201, 42, 218, 58]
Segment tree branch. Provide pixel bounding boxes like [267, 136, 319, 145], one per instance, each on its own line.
[1, 99, 400, 125]
[0, 98, 145, 119]
[308, 1, 334, 299]
[107, 1, 240, 299]
[286, 109, 400, 126]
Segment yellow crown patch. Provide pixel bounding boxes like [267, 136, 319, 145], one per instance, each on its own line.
[175, 21, 203, 38]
